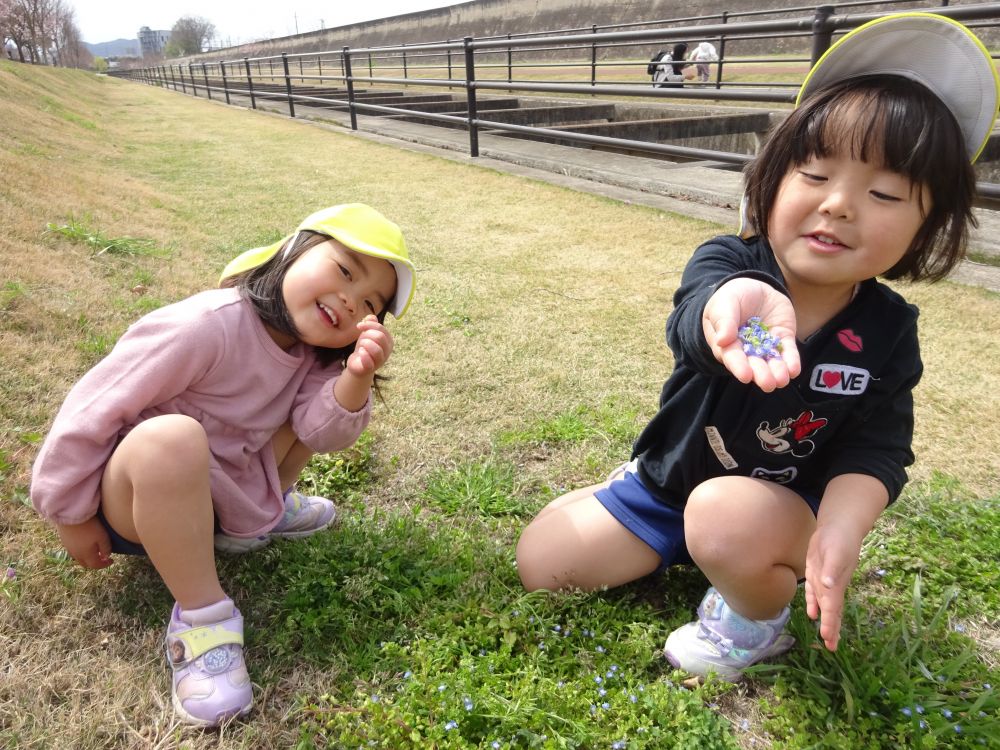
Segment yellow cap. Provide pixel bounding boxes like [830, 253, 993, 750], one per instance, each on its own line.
[798, 13, 1000, 163]
[220, 203, 415, 318]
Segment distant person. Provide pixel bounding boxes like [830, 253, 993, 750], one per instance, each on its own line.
[688, 41, 719, 82]
[518, 14, 996, 682]
[647, 42, 688, 88]
[30, 204, 416, 725]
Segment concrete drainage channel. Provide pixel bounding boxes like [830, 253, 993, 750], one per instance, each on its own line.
[197, 81, 1000, 290]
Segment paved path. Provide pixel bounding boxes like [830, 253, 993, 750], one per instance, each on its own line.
[248, 95, 1000, 293]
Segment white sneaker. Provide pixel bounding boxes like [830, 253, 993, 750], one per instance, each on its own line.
[663, 587, 795, 681]
[214, 490, 336, 554]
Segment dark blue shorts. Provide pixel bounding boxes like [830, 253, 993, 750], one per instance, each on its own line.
[96, 507, 148, 556]
[594, 461, 820, 571]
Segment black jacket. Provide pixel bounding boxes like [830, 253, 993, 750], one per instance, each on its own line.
[634, 234, 921, 509]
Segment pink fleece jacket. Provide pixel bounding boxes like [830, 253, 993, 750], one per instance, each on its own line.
[30, 288, 371, 537]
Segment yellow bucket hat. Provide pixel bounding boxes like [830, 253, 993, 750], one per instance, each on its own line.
[220, 203, 415, 318]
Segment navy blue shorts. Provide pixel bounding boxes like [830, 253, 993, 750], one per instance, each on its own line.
[594, 461, 820, 571]
[96, 507, 148, 556]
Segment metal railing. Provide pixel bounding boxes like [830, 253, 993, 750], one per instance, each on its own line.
[112, 3, 1000, 200]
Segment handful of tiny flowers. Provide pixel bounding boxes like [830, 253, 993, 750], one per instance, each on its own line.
[739, 316, 782, 360]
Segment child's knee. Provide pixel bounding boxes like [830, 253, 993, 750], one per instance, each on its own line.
[120, 415, 210, 476]
[515, 522, 558, 591]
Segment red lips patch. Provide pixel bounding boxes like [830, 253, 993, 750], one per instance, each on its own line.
[837, 329, 863, 352]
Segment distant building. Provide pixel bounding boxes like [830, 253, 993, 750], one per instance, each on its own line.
[138, 26, 171, 57]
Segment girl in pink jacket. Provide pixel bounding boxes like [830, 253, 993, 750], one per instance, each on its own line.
[30, 203, 415, 726]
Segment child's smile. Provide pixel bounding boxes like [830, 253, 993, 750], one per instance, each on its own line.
[768, 154, 930, 298]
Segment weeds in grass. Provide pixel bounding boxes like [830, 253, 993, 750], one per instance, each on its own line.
[423, 456, 531, 516]
[45, 216, 165, 257]
[753, 577, 999, 749]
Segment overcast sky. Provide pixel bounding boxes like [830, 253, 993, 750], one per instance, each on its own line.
[72, 1, 462, 45]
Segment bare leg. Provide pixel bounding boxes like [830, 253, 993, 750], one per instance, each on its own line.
[516, 482, 661, 591]
[271, 421, 313, 492]
[683, 476, 815, 620]
[100, 415, 225, 610]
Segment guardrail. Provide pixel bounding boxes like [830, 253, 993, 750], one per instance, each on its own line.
[112, 3, 1000, 200]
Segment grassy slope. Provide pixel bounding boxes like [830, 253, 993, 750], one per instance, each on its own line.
[0, 61, 997, 749]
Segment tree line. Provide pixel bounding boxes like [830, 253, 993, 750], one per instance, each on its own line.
[1, 0, 217, 70]
[1, 0, 90, 67]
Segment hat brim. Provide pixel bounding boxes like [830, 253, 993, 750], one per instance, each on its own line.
[797, 13, 1000, 163]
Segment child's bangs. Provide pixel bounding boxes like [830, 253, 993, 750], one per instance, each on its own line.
[798, 76, 964, 187]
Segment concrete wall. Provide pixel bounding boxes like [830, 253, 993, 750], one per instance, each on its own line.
[182, 0, 989, 64]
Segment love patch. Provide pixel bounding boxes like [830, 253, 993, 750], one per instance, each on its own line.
[809, 364, 871, 395]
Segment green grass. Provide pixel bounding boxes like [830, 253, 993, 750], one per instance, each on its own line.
[45, 215, 167, 257]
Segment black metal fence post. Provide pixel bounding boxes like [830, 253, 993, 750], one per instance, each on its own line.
[202, 62, 212, 100]
[299, 56, 304, 83]
[317, 54, 323, 81]
[343, 46, 358, 131]
[715, 12, 728, 89]
[810, 5, 836, 65]
[189, 62, 197, 96]
[463, 36, 479, 158]
[590, 25, 598, 88]
[221, 61, 231, 104]
[170, 64, 178, 91]
[178, 64, 187, 94]
[402, 44, 408, 80]
[244, 57, 257, 109]
[447, 41, 453, 82]
[282, 53, 296, 117]
[507, 34, 513, 83]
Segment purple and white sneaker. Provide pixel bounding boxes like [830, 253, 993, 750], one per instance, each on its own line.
[165, 598, 252, 725]
[214, 489, 337, 554]
[663, 587, 795, 681]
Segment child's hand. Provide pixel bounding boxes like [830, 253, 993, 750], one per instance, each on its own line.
[702, 278, 800, 391]
[803, 525, 861, 651]
[346, 315, 394, 377]
[56, 518, 113, 569]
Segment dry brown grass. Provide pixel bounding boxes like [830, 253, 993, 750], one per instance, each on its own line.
[2, 59, 999, 748]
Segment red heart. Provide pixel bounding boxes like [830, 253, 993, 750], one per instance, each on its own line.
[822, 370, 840, 388]
[838, 329, 863, 352]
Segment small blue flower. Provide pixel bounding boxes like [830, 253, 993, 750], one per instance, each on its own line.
[590, 704, 597, 715]
[601, 702, 610, 710]
[553, 624, 561, 632]
[598, 688, 607, 697]
[463, 696, 474, 711]
[606, 670, 615, 679]
[610, 664, 619, 672]
[438, 684, 447, 692]
[556, 680, 565, 688]
[611, 741, 627, 750]
[953, 623, 966, 633]
[942, 709, 953, 719]
[492, 742, 501, 749]
[538, 642, 546, 650]
[901, 707, 913, 717]
[955, 725, 963, 734]
[875, 568, 887, 577]
[985, 683, 992, 690]
[370, 694, 380, 703]
[444, 720, 458, 730]
[919, 720, 927, 730]
[512, 610, 519, 616]
[594, 676, 603, 684]
[915, 705, 924, 714]
[403, 671, 412, 679]
[529, 616, 535, 623]
[596, 645, 606, 653]
[629, 694, 638, 704]
[740, 719, 750, 732]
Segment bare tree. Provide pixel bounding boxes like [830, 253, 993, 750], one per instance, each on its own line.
[167, 15, 215, 57]
[0, 0, 90, 67]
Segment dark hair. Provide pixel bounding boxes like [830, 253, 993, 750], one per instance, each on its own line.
[221, 230, 389, 374]
[743, 75, 976, 281]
